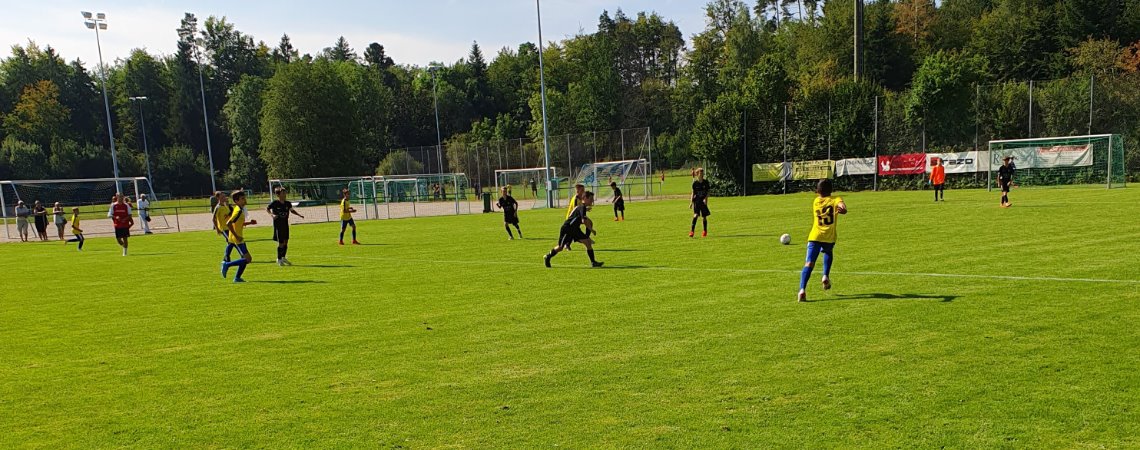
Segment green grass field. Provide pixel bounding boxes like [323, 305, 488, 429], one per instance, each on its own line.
[2, 187, 1138, 448]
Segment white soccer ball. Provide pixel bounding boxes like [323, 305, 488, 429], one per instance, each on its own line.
[779, 233, 791, 245]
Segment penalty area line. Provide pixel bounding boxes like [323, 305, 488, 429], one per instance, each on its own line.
[316, 255, 1140, 285]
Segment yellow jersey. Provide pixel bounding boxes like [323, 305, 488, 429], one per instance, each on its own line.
[807, 196, 843, 244]
[71, 213, 81, 233]
[213, 204, 231, 232]
[564, 194, 579, 219]
[340, 198, 353, 221]
[227, 206, 247, 244]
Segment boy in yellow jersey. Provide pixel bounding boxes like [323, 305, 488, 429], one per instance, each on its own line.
[221, 191, 257, 283]
[565, 183, 585, 218]
[212, 191, 236, 262]
[65, 207, 84, 250]
[338, 188, 359, 245]
[798, 179, 847, 302]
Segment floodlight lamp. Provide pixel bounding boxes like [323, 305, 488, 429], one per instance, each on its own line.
[85, 22, 95, 29]
[99, 23, 107, 30]
[96, 12, 105, 19]
[81, 11, 93, 18]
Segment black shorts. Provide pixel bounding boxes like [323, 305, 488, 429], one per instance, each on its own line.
[341, 219, 355, 229]
[504, 211, 519, 225]
[115, 228, 130, 239]
[693, 201, 711, 217]
[558, 225, 587, 248]
[614, 200, 625, 212]
[273, 220, 290, 241]
[1000, 180, 1011, 193]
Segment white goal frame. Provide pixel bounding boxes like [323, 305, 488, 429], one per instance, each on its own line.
[1, 176, 163, 240]
[572, 159, 650, 202]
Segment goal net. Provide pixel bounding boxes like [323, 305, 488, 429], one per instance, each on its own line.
[495, 167, 557, 210]
[1, 177, 168, 239]
[269, 176, 383, 220]
[987, 134, 1125, 189]
[270, 173, 472, 221]
[573, 159, 650, 203]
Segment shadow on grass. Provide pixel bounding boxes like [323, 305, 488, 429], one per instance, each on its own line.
[713, 234, 777, 239]
[816, 293, 958, 303]
[594, 249, 647, 252]
[247, 280, 328, 284]
[293, 264, 355, 268]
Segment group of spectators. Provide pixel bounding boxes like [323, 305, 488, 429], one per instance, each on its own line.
[10, 194, 153, 242]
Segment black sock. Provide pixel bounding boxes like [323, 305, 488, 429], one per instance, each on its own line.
[703, 219, 708, 232]
[235, 261, 248, 279]
[587, 249, 596, 263]
[505, 224, 514, 238]
[1001, 194, 1007, 204]
[691, 217, 697, 232]
[514, 225, 522, 237]
[277, 247, 284, 259]
[283, 245, 288, 258]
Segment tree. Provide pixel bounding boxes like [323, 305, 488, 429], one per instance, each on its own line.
[2, 80, 70, 148]
[906, 50, 986, 145]
[375, 150, 423, 175]
[260, 60, 358, 178]
[272, 34, 299, 64]
[223, 75, 267, 188]
[363, 43, 394, 69]
[325, 36, 357, 62]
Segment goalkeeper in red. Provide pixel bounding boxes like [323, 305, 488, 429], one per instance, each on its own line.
[798, 179, 847, 302]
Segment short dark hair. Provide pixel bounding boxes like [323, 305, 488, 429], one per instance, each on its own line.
[231, 190, 246, 202]
[610, 181, 617, 187]
[273, 187, 285, 195]
[584, 191, 595, 200]
[816, 179, 834, 197]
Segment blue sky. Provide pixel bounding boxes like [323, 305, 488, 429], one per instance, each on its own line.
[2, 0, 708, 67]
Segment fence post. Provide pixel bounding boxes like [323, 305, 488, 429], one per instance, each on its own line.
[1088, 74, 1095, 135]
[1107, 134, 1113, 189]
[1028, 79, 1034, 137]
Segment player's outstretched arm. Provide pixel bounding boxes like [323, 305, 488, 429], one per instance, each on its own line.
[837, 201, 848, 214]
[291, 209, 304, 219]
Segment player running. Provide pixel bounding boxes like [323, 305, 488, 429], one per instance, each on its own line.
[213, 191, 236, 263]
[930, 158, 945, 201]
[689, 168, 711, 237]
[221, 191, 257, 283]
[998, 156, 1015, 207]
[339, 188, 359, 245]
[268, 187, 304, 266]
[65, 207, 84, 251]
[544, 191, 603, 268]
[610, 181, 625, 221]
[110, 193, 134, 256]
[497, 186, 522, 240]
[565, 183, 586, 218]
[798, 179, 847, 302]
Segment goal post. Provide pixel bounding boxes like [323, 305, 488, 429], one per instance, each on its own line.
[986, 134, 1126, 190]
[1, 176, 167, 240]
[270, 173, 471, 220]
[269, 176, 382, 220]
[573, 159, 650, 202]
[495, 167, 557, 210]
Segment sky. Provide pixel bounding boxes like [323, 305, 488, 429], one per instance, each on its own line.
[1, 0, 709, 68]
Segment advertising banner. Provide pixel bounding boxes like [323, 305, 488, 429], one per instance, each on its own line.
[791, 160, 835, 180]
[835, 157, 876, 176]
[926, 152, 980, 174]
[1036, 145, 1093, 168]
[752, 162, 790, 182]
[878, 153, 927, 175]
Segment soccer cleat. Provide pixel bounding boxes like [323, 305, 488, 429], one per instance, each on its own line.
[822, 277, 831, 291]
[282, 258, 292, 266]
[689, 231, 694, 238]
[797, 290, 808, 302]
[544, 254, 552, 268]
[221, 261, 229, 279]
[509, 236, 514, 240]
[233, 278, 246, 283]
[614, 217, 619, 221]
[702, 231, 708, 238]
[277, 259, 285, 267]
[591, 261, 605, 268]
[518, 233, 523, 239]
[352, 240, 361, 245]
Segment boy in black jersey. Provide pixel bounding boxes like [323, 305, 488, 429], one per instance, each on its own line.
[544, 191, 603, 268]
[267, 187, 305, 266]
[610, 181, 625, 221]
[690, 168, 711, 237]
[497, 186, 522, 240]
[998, 156, 1015, 207]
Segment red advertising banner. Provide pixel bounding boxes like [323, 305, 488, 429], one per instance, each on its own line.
[877, 153, 927, 175]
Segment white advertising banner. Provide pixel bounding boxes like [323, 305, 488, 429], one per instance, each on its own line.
[835, 157, 876, 176]
[992, 145, 1092, 169]
[925, 152, 980, 174]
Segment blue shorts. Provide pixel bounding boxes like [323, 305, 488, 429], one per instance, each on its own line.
[805, 241, 835, 263]
[341, 219, 355, 229]
[234, 243, 249, 257]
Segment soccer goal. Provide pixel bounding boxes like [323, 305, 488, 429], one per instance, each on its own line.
[573, 159, 651, 202]
[987, 134, 1125, 190]
[269, 176, 384, 220]
[1, 177, 167, 240]
[495, 167, 557, 209]
[377, 173, 471, 218]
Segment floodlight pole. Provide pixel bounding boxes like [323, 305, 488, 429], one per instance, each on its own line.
[83, 11, 121, 193]
[536, 0, 554, 208]
[429, 64, 445, 174]
[129, 96, 155, 189]
[181, 14, 217, 193]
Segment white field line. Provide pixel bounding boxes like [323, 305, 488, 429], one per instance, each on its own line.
[317, 255, 1140, 285]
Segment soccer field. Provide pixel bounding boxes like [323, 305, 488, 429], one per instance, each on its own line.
[1, 187, 1137, 448]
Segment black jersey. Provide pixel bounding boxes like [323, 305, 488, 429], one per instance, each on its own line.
[267, 200, 293, 223]
[998, 164, 1015, 182]
[563, 204, 588, 228]
[497, 195, 518, 214]
[692, 179, 711, 201]
[612, 186, 623, 200]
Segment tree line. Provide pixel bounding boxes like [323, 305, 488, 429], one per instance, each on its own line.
[1, 1, 1139, 197]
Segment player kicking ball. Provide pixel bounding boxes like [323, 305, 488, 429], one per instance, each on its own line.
[544, 191, 603, 268]
[798, 179, 846, 302]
